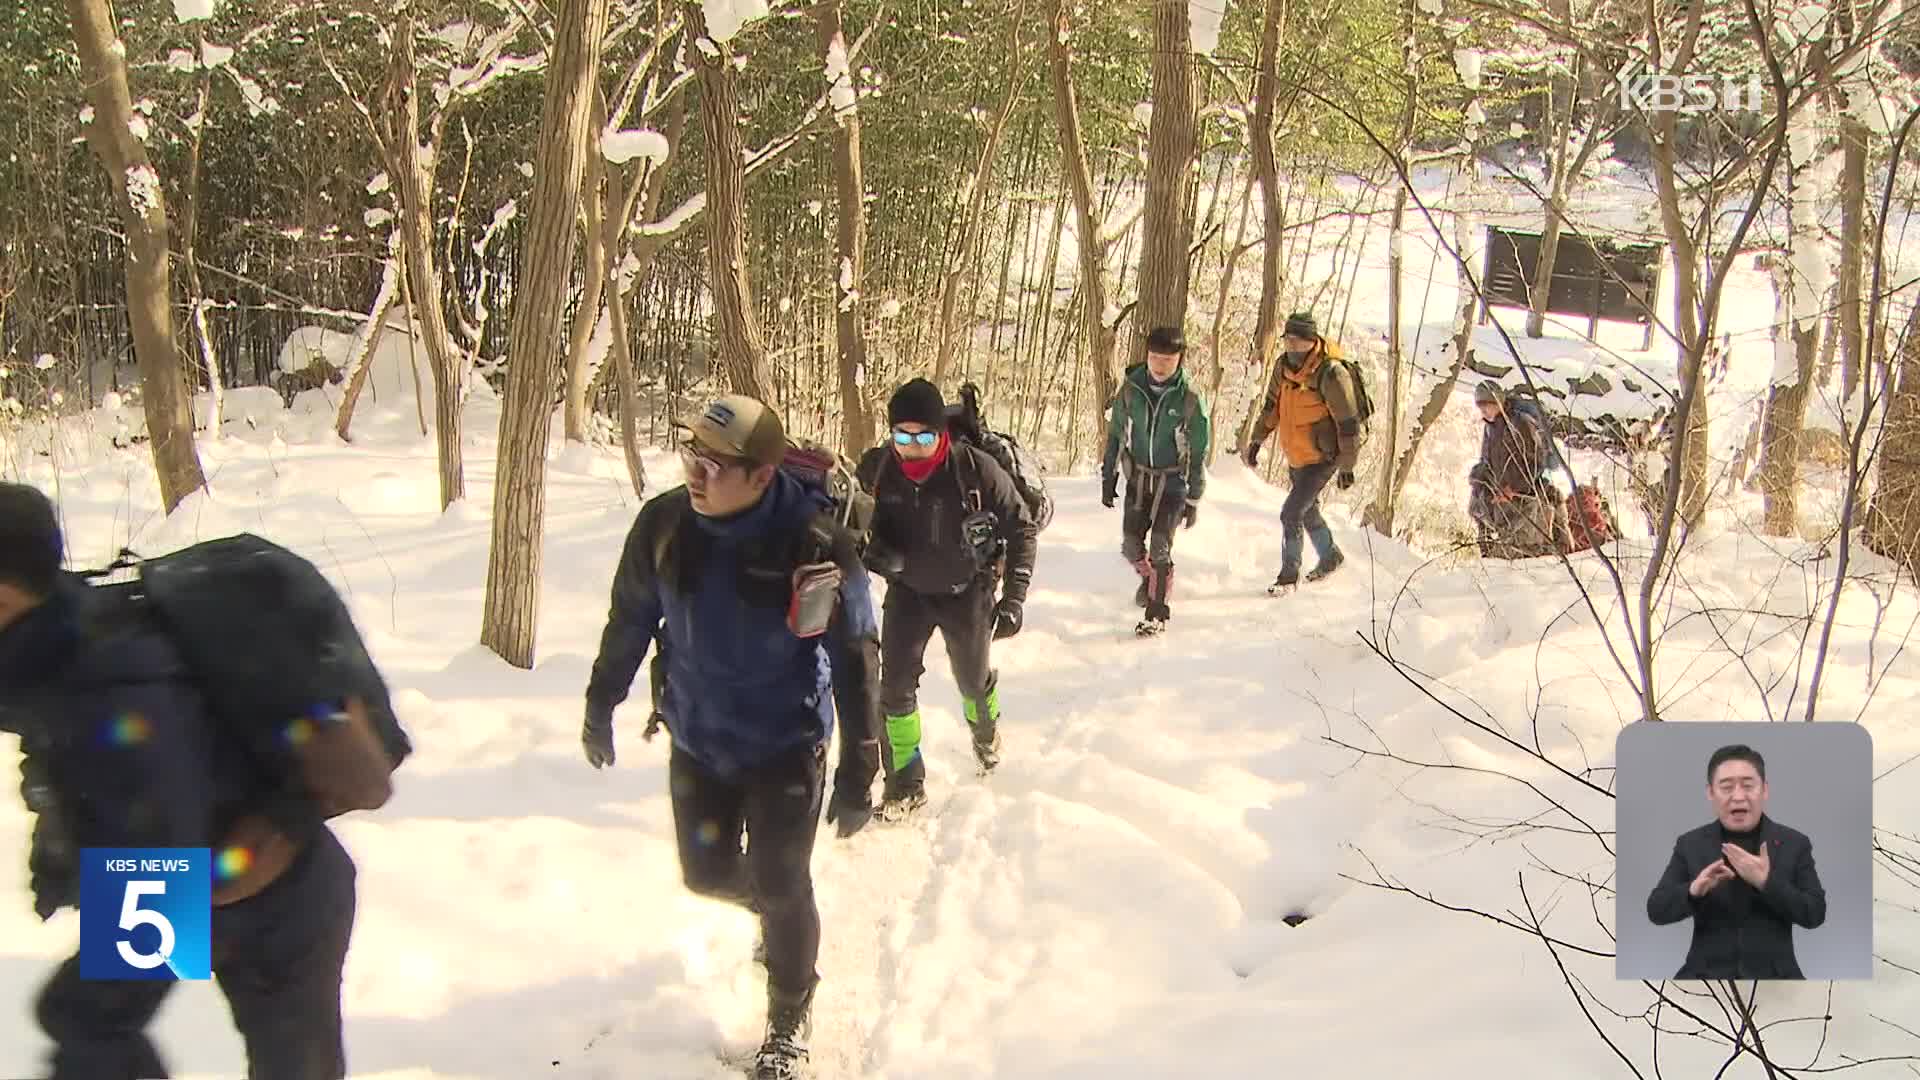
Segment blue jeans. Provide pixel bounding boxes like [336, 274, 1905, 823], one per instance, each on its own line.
[1281, 463, 1339, 573]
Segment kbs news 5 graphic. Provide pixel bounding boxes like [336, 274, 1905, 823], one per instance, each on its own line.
[78, 848, 213, 981]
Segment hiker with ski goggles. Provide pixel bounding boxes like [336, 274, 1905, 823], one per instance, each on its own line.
[853, 378, 1037, 822]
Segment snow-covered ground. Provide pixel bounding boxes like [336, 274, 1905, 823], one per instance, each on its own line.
[2, 323, 1917, 1077]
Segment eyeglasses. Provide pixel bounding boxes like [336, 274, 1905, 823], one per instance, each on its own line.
[679, 442, 747, 482]
[891, 429, 939, 447]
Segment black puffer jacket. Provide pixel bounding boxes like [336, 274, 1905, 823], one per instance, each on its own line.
[856, 442, 1036, 603]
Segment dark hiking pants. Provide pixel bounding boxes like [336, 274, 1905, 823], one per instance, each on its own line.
[1122, 469, 1188, 621]
[878, 576, 999, 791]
[1280, 462, 1339, 574]
[36, 825, 358, 1080]
[669, 740, 826, 998]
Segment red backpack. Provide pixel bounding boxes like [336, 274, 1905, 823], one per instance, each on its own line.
[1568, 484, 1618, 551]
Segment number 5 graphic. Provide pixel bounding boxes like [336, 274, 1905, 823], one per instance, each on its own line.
[115, 881, 176, 970]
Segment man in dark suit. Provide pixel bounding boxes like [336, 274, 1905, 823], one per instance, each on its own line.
[1646, 744, 1827, 979]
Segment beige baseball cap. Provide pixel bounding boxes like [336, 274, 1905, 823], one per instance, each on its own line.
[681, 394, 788, 467]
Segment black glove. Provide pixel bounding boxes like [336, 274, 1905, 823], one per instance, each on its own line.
[824, 742, 879, 838]
[993, 598, 1023, 640]
[1101, 477, 1117, 509]
[1182, 502, 1199, 529]
[1242, 443, 1260, 467]
[1336, 469, 1356, 491]
[583, 704, 615, 769]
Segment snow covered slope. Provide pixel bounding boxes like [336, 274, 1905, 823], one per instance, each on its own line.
[2, 386, 1915, 1078]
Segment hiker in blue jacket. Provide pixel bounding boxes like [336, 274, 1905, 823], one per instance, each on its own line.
[582, 394, 884, 1080]
[0, 482, 360, 1080]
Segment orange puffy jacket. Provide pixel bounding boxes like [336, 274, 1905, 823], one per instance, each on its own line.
[1249, 338, 1360, 469]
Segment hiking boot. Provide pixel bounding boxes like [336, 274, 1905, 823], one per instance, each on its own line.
[1267, 569, 1299, 595]
[972, 729, 1002, 774]
[753, 982, 815, 1080]
[878, 787, 928, 823]
[1134, 616, 1167, 636]
[1304, 552, 1345, 582]
[964, 680, 1002, 775]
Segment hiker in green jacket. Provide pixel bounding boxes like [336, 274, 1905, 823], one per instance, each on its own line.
[1100, 326, 1212, 636]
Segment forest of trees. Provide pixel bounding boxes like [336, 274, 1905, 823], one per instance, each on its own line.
[4, 0, 1920, 666]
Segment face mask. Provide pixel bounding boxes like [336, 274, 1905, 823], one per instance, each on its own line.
[1283, 348, 1309, 369]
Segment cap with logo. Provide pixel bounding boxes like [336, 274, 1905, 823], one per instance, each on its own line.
[682, 394, 788, 468]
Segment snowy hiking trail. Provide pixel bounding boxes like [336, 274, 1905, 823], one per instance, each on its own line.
[5, 383, 1920, 1078]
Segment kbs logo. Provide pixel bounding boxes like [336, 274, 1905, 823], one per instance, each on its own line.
[79, 848, 212, 980]
[1618, 69, 1766, 114]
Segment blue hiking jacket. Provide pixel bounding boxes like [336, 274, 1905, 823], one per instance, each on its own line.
[584, 471, 883, 782]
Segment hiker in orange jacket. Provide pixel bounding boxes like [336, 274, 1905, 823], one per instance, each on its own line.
[1242, 312, 1359, 592]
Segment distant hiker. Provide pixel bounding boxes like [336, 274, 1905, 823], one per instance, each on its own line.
[1242, 311, 1359, 593]
[0, 482, 380, 1080]
[1100, 325, 1213, 636]
[856, 377, 1037, 821]
[582, 395, 885, 1080]
[1467, 380, 1560, 558]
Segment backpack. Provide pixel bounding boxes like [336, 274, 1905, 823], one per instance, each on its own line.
[79, 534, 412, 821]
[1315, 353, 1376, 438]
[1505, 393, 1565, 473]
[1567, 483, 1619, 552]
[948, 382, 1054, 532]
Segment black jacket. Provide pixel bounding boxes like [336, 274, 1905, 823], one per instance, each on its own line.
[0, 576, 287, 918]
[1646, 816, 1827, 979]
[856, 441, 1036, 604]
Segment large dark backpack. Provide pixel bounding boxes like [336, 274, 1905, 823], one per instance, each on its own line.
[85, 535, 410, 820]
[948, 382, 1054, 532]
[1315, 351, 1376, 440]
[1504, 392, 1566, 474]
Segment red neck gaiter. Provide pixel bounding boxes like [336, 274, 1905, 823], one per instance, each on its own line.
[899, 432, 951, 484]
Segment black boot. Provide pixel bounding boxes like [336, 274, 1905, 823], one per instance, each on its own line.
[754, 982, 815, 1080]
[1305, 550, 1345, 582]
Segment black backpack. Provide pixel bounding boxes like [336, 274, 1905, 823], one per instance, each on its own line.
[1314, 351, 1376, 443]
[948, 382, 1054, 532]
[78, 535, 414, 820]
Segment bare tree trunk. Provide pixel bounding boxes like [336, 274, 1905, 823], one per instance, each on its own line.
[382, 18, 467, 509]
[1368, 0, 1418, 531]
[1527, 0, 1577, 339]
[1836, 116, 1868, 402]
[335, 234, 403, 441]
[182, 40, 222, 441]
[817, 0, 874, 454]
[1759, 325, 1818, 535]
[1238, 0, 1287, 453]
[563, 93, 611, 444]
[1758, 113, 1823, 537]
[67, 0, 206, 511]
[1648, 106, 1712, 529]
[934, 0, 1031, 389]
[1864, 297, 1920, 570]
[1048, 0, 1119, 430]
[482, 0, 609, 668]
[1134, 0, 1198, 367]
[687, 2, 774, 402]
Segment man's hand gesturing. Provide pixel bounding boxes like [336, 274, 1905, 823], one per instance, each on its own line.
[1689, 858, 1736, 898]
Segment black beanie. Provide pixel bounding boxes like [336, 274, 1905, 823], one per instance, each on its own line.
[0, 483, 63, 595]
[888, 378, 947, 429]
[1283, 312, 1318, 340]
[1145, 325, 1185, 354]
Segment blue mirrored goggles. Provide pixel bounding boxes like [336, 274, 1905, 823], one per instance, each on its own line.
[891, 429, 940, 447]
